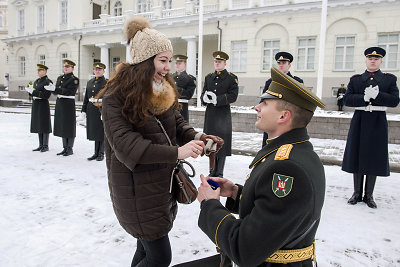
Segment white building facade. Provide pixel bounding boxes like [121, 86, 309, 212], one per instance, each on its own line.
[0, 0, 8, 90]
[3, 0, 400, 110]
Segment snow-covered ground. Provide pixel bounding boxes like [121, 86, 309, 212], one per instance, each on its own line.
[0, 112, 399, 267]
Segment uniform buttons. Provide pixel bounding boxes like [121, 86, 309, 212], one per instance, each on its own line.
[214, 90, 217, 92]
[261, 158, 266, 163]
[92, 90, 94, 93]
[370, 78, 373, 80]
[61, 81, 63, 83]
[93, 85, 96, 87]
[247, 174, 250, 179]
[215, 83, 218, 85]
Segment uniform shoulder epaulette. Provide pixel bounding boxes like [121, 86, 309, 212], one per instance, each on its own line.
[350, 74, 361, 79]
[206, 73, 212, 77]
[229, 72, 238, 78]
[274, 144, 293, 161]
[384, 72, 396, 78]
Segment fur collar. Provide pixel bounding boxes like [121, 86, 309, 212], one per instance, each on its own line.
[149, 79, 176, 115]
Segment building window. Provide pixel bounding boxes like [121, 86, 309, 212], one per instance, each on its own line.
[60, 1, 68, 25]
[37, 6, 45, 30]
[60, 52, 68, 73]
[378, 33, 399, 70]
[112, 57, 120, 72]
[238, 85, 244, 95]
[334, 36, 355, 70]
[0, 15, 3, 28]
[138, 0, 151, 13]
[39, 54, 46, 65]
[231, 41, 247, 73]
[19, 56, 26, 77]
[262, 39, 280, 71]
[114, 1, 122, 16]
[18, 9, 25, 32]
[162, 0, 172, 9]
[297, 37, 316, 71]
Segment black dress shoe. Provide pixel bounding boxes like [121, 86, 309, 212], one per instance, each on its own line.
[87, 154, 98, 161]
[363, 195, 377, 209]
[63, 148, 73, 156]
[33, 146, 42, 151]
[57, 149, 66, 155]
[40, 146, 49, 152]
[96, 154, 104, 161]
[348, 193, 362, 205]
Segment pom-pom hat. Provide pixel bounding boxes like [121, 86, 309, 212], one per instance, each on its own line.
[124, 16, 173, 65]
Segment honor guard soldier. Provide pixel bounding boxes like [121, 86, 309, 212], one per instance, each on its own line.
[342, 47, 399, 209]
[172, 54, 196, 121]
[201, 51, 238, 177]
[261, 52, 303, 148]
[45, 59, 79, 156]
[337, 83, 346, 111]
[25, 64, 53, 152]
[175, 66, 326, 267]
[79, 62, 107, 161]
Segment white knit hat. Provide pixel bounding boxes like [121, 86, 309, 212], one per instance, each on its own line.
[124, 16, 173, 65]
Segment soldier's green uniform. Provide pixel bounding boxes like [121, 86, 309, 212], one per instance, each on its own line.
[30, 64, 52, 152]
[176, 67, 326, 267]
[53, 59, 79, 156]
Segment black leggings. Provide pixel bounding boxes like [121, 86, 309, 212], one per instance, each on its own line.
[131, 235, 172, 267]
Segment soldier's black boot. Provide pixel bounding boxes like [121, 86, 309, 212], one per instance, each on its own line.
[87, 141, 99, 161]
[40, 133, 49, 152]
[63, 138, 74, 156]
[96, 141, 104, 161]
[33, 133, 43, 151]
[57, 138, 68, 155]
[215, 156, 226, 178]
[348, 174, 363, 205]
[363, 175, 377, 209]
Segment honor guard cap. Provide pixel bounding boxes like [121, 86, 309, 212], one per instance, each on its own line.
[37, 64, 48, 70]
[260, 66, 325, 112]
[364, 47, 386, 58]
[213, 51, 229, 61]
[275, 52, 293, 63]
[93, 62, 106, 69]
[173, 54, 188, 62]
[64, 59, 76, 67]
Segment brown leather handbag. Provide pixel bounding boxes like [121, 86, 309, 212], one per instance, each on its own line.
[155, 117, 198, 204]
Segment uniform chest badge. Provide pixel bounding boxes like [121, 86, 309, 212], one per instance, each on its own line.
[272, 173, 294, 198]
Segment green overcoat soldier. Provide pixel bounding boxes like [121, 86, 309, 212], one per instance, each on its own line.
[79, 62, 107, 161]
[201, 51, 238, 177]
[45, 59, 79, 156]
[175, 66, 326, 267]
[172, 54, 196, 121]
[25, 64, 53, 152]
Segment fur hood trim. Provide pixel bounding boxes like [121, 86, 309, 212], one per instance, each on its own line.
[149, 79, 176, 115]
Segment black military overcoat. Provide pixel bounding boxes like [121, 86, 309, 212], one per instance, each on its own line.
[53, 72, 79, 138]
[82, 76, 106, 141]
[198, 128, 326, 267]
[173, 71, 196, 121]
[30, 75, 52, 133]
[201, 69, 238, 156]
[342, 70, 399, 176]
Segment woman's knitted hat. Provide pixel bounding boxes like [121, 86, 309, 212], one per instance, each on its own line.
[124, 16, 173, 65]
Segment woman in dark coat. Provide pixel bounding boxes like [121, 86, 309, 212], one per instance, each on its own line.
[98, 16, 221, 267]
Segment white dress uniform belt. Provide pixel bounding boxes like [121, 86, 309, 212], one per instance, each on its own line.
[178, 99, 189, 103]
[89, 97, 102, 103]
[57, 95, 75, 99]
[355, 106, 387, 112]
[32, 96, 44, 100]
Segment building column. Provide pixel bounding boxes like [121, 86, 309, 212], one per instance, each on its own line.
[121, 41, 132, 64]
[95, 43, 110, 78]
[182, 35, 197, 76]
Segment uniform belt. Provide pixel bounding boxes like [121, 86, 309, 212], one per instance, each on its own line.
[265, 242, 315, 264]
[57, 95, 75, 99]
[89, 98, 102, 103]
[32, 96, 44, 100]
[178, 99, 189, 103]
[355, 106, 387, 112]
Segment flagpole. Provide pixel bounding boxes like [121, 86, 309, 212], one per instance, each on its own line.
[197, 0, 204, 108]
[316, 0, 328, 99]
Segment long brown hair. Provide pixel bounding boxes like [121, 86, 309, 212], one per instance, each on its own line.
[97, 56, 179, 126]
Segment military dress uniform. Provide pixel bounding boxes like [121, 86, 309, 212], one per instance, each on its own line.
[201, 51, 238, 177]
[175, 67, 326, 267]
[261, 52, 303, 147]
[342, 47, 399, 208]
[30, 64, 53, 152]
[336, 86, 346, 111]
[81, 63, 107, 161]
[53, 60, 79, 156]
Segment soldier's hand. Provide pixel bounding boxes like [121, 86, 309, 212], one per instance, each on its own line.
[25, 86, 34, 94]
[202, 176, 239, 199]
[44, 83, 55, 91]
[198, 174, 220, 203]
[202, 92, 211, 104]
[370, 86, 379, 99]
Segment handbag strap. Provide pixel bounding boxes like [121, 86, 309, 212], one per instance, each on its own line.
[155, 117, 173, 146]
